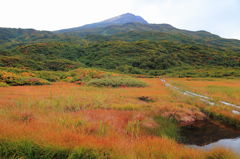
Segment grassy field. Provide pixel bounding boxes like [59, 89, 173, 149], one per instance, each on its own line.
[168, 78, 240, 105]
[167, 78, 240, 128]
[0, 78, 239, 159]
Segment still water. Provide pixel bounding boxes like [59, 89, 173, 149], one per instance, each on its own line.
[180, 120, 240, 154]
[190, 138, 240, 153]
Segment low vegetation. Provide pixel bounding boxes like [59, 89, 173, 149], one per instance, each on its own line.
[0, 78, 239, 158]
[87, 77, 147, 87]
[0, 70, 50, 86]
[0, 140, 110, 159]
[167, 78, 240, 129]
[168, 78, 240, 108]
[0, 67, 117, 86]
[146, 116, 180, 140]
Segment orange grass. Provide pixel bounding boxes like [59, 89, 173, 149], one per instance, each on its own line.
[0, 78, 238, 158]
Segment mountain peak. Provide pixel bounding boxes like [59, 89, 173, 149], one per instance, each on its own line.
[121, 13, 135, 16]
[56, 13, 148, 33]
[102, 13, 148, 25]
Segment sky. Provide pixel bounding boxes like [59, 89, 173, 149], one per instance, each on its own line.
[1, 0, 240, 39]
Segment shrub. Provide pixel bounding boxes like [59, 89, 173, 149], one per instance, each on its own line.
[0, 70, 50, 86]
[69, 68, 110, 82]
[44, 59, 82, 71]
[20, 72, 36, 77]
[0, 82, 9, 87]
[0, 70, 22, 85]
[35, 71, 64, 82]
[87, 77, 147, 88]
[21, 78, 51, 85]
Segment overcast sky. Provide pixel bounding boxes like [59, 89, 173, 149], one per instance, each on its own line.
[1, 0, 239, 39]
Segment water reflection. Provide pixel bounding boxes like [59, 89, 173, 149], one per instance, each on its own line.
[190, 138, 240, 154]
[180, 120, 240, 153]
[180, 120, 240, 146]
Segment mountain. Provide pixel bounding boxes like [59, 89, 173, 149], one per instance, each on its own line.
[55, 13, 228, 46]
[0, 13, 240, 77]
[55, 20, 240, 52]
[56, 13, 148, 33]
[0, 28, 53, 43]
[0, 27, 89, 50]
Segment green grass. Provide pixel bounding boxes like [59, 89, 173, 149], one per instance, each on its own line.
[144, 116, 180, 141]
[87, 77, 147, 88]
[0, 140, 111, 159]
[206, 85, 240, 102]
[203, 109, 240, 129]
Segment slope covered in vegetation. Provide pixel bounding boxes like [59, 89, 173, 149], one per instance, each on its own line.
[0, 17, 240, 77]
[0, 37, 239, 77]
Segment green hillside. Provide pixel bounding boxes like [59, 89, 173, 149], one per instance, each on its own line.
[0, 20, 240, 78]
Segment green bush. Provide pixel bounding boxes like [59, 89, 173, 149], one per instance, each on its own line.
[44, 59, 82, 71]
[0, 82, 9, 87]
[87, 77, 147, 88]
[35, 71, 66, 82]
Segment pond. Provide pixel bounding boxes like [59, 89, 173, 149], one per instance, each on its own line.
[180, 120, 240, 154]
[190, 138, 240, 154]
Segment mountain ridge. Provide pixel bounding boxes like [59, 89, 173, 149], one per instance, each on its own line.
[56, 13, 148, 33]
[54, 13, 224, 44]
